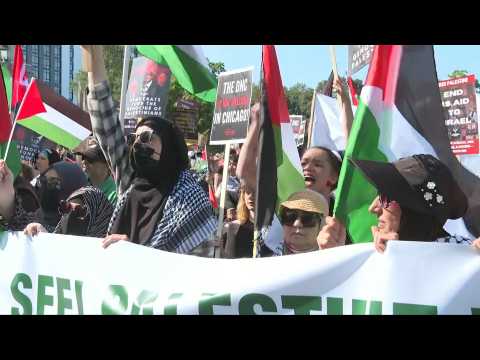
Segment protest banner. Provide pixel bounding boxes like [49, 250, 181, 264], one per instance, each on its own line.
[210, 67, 253, 145]
[123, 56, 172, 134]
[348, 45, 375, 76]
[439, 75, 479, 155]
[171, 99, 199, 141]
[289, 115, 306, 147]
[1, 232, 479, 315]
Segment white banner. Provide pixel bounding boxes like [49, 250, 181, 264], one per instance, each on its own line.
[1, 232, 480, 315]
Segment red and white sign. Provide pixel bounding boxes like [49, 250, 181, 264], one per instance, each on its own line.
[439, 74, 479, 155]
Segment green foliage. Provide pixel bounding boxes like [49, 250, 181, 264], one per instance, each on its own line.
[316, 76, 363, 95]
[166, 60, 225, 137]
[103, 45, 124, 103]
[448, 69, 469, 78]
[448, 69, 480, 93]
[285, 82, 314, 117]
[69, 70, 87, 104]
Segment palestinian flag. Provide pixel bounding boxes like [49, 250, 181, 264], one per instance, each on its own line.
[334, 45, 480, 243]
[347, 76, 359, 107]
[136, 45, 217, 103]
[2, 65, 90, 150]
[0, 65, 21, 179]
[254, 45, 305, 255]
[11, 45, 28, 117]
[15, 79, 46, 121]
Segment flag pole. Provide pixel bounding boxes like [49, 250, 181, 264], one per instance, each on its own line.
[329, 45, 343, 110]
[119, 45, 133, 133]
[2, 78, 33, 162]
[306, 89, 317, 148]
[214, 142, 231, 258]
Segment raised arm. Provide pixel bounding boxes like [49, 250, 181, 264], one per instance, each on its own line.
[236, 103, 260, 190]
[82, 45, 133, 195]
[333, 78, 354, 142]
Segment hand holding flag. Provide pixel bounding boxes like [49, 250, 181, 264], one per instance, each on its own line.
[3, 78, 46, 161]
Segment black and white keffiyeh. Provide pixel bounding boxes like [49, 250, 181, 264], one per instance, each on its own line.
[54, 186, 114, 237]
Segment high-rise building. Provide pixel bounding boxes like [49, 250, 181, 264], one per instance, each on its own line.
[3, 45, 82, 104]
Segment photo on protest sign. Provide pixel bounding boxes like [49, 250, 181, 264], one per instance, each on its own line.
[171, 99, 199, 141]
[123, 56, 172, 134]
[290, 115, 306, 147]
[210, 67, 253, 145]
[348, 45, 375, 76]
[439, 75, 479, 155]
[13, 126, 56, 163]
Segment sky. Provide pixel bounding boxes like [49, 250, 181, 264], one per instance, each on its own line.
[202, 45, 480, 87]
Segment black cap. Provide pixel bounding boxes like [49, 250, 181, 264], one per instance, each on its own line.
[74, 136, 107, 163]
[350, 154, 468, 224]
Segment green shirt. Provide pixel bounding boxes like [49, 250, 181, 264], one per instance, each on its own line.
[98, 176, 117, 205]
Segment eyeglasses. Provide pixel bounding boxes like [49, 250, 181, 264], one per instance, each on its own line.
[126, 129, 155, 147]
[58, 200, 88, 219]
[280, 209, 322, 228]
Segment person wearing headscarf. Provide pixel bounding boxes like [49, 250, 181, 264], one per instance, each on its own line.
[83, 45, 216, 255]
[350, 154, 473, 253]
[25, 186, 114, 238]
[31, 148, 61, 190]
[35, 161, 88, 232]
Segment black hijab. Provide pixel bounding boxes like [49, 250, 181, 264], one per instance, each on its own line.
[39, 161, 88, 230]
[110, 117, 190, 244]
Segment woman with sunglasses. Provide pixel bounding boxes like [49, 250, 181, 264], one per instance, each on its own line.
[351, 154, 474, 253]
[0, 159, 87, 233]
[279, 189, 329, 255]
[25, 186, 114, 238]
[82, 45, 216, 255]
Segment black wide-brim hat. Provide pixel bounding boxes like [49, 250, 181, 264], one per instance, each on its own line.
[350, 155, 468, 224]
[350, 158, 429, 214]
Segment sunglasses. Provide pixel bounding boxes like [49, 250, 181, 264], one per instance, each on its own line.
[58, 200, 88, 219]
[126, 129, 155, 147]
[280, 209, 322, 228]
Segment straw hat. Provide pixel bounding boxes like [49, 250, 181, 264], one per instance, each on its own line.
[280, 189, 329, 216]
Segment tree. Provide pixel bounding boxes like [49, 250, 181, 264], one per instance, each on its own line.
[285, 83, 313, 117]
[69, 69, 88, 110]
[448, 69, 468, 78]
[449, 69, 480, 93]
[103, 45, 124, 103]
[251, 82, 260, 104]
[70, 45, 125, 108]
[316, 76, 363, 96]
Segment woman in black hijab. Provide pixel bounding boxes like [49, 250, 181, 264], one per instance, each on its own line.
[35, 161, 88, 232]
[25, 186, 114, 238]
[98, 117, 217, 254]
[84, 45, 216, 255]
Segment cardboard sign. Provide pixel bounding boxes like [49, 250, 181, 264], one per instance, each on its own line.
[171, 106, 198, 141]
[439, 75, 479, 155]
[290, 115, 306, 147]
[124, 56, 172, 134]
[210, 67, 253, 145]
[348, 45, 375, 76]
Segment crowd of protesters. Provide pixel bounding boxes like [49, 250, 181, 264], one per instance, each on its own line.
[1, 44, 480, 257]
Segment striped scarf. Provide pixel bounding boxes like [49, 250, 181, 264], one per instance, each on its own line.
[54, 186, 114, 237]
